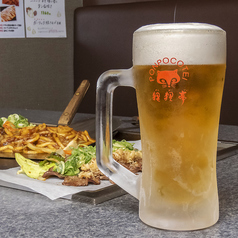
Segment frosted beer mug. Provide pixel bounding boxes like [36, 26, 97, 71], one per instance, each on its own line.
[96, 23, 226, 230]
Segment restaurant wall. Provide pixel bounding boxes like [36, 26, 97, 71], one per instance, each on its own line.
[0, 0, 83, 113]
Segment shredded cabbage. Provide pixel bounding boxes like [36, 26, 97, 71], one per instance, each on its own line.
[0, 114, 34, 128]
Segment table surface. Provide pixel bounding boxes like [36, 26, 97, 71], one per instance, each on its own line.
[0, 109, 238, 238]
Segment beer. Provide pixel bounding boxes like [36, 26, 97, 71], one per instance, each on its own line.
[96, 23, 226, 231]
[134, 64, 225, 229]
[132, 23, 226, 230]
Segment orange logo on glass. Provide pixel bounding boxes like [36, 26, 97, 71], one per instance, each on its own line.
[149, 57, 189, 105]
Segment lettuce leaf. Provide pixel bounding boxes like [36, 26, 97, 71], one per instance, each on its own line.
[15, 153, 56, 179]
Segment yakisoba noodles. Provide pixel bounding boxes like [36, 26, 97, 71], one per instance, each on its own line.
[0, 122, 95, 154]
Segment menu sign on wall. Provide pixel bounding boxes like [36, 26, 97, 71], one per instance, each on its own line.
[25, 0, 66, 38]
[0, 0, 25, 38]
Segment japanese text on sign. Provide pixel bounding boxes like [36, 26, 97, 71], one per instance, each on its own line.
[25, 0, 66, 38]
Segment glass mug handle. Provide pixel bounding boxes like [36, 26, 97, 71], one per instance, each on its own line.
[96, 68, 140, 199]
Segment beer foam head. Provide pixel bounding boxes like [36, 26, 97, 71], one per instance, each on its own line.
[133, 23, 226, 65]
